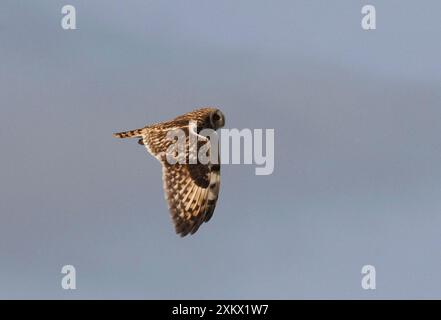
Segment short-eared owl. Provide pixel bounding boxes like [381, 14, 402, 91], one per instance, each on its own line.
[113, 108, 225, 237]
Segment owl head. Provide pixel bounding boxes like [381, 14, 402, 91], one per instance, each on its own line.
[176, 107, 225, 131]
[208, 109, 225, 130]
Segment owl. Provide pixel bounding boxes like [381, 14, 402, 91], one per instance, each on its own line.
[113, 108, 225, 237]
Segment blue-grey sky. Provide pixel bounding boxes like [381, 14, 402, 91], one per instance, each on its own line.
[1, 0, 441, 299]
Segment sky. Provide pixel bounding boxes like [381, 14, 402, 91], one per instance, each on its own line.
[0, 0, 441, 299]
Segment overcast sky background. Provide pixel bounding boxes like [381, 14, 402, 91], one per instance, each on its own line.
[1, 1, 441, 299]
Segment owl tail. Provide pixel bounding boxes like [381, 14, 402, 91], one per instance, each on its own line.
[113, 128, 145, 139]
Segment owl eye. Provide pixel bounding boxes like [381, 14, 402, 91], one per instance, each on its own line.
[212, 113, 221, 122]
[209, 109, 225, 129]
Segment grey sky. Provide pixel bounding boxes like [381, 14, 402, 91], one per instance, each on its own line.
[0, 1, 440, 298]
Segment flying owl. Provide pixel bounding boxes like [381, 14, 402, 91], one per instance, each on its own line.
[113, 108, 225, 237]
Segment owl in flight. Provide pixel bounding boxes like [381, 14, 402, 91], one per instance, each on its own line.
[113, 108, 225, 237]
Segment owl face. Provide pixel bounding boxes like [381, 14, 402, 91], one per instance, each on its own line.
[208, 109, 225, 130]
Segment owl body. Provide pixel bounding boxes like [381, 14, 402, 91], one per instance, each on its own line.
[113, 107, 225, 236]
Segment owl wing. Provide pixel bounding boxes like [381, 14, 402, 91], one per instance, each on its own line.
[162, 161, 220, 236]
[141, 125, 221, 236]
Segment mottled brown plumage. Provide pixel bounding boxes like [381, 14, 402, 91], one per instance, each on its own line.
[113, 107, 225, 237]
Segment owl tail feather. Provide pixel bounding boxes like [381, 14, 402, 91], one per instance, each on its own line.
[113, 128, 144, 139]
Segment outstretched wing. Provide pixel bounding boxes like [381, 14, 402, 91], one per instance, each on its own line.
[141, 124, 221, 236]
[162, 160, 220, 236]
